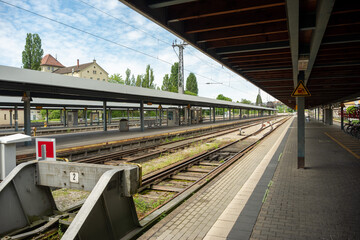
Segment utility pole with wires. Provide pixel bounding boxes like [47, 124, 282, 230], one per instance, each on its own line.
[172, 40, 187, 94]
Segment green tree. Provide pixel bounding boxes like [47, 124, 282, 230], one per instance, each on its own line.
[130, 74, 136, 86]
[142, 65, 155, 89]
[184, 90, 197, 96]
[185, 72, 198, 95]
[161, 62, 179, 92]
[125, 68, 131, 85]
[109, 73, 124, 84]
[216, 94, 232, 102]
[161, 74, 171, 91]
[240, 99, 252, 105]
[136, 75, 142, 87]
[256, 90, 263, 106]
[22, 33, 44, 70]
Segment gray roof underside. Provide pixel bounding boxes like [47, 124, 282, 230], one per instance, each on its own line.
[0, 65, 275, 111]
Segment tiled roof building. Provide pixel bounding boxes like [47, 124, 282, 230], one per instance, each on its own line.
[40, 55, 109, 82]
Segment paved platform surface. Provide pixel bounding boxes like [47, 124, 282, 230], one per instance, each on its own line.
[251, 119, 360, 240]
[139, 117, 360, 240]
[15, 117, 266, 154]
[139, 116, 293, 240]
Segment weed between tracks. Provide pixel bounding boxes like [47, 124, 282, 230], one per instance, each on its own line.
[52, 188, 90, 211]
[141, 139, 229, 175]
[133, 191, 175, 219]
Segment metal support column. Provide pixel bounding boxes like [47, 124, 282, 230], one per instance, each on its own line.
[9, 110, 12, 127]
[127, 108, 130, 121]
[14, 105, 18, 131]
[63, 108, 67, 127]
[229, 108, 231, 120]
[84, 109, 88, 127]
[108, 108, 111, 124]
[159, 109, 162, 127]
[60, 109, 63, 123]
[213, 107, 216, 123]
[297, 71, 305, 169]
[341, 103, 344, 130]
[167, 109, 169, 126]
[23, 91, 31, 146]
[140, 101, 144, 132]
[239, 109, 242, 119]
[46, 109, 49, 127]
[223, 108, 225, 120]
[103, 101, 107, 131]
[156, 109, 158, 125]
[297, 96, 305, 169]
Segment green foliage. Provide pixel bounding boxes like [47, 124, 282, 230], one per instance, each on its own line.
[256, 93, 263, 106]
[185, 72, 198, 95]
[161, 74, 171, 91]
[109, 73, 124, 84]
[161, 62, 178, 93]
[136, 75, 142, 87]
[130, 74, 136, 86]
[216, 94, 232, 102]
[346, 106, 358, 114]
[276, 104, 294, 113]
[125, 68, 131, 85]
[142, 65, 155, 89]
[240, 98, 252, 104]
[22, 33, 44, 70]
[40, 110, 60, 120]
[184, 90, 197, 96]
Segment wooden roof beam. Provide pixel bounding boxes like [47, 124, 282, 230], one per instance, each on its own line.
[183, 6, 286, 34]
[148, 0, 197, 9]
[167, 0, 284, 22]
[216, 41, 289, 55]
[285, 0, 299, 88]
[208, 32, 289, 49]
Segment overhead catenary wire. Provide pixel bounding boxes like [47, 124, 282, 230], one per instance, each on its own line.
[74, 0, 250, 90]
[0, 0, 248, 93]
[71, 0, 252, 93]
[75, 0, 173, 47]
[76, 0, 239, 87]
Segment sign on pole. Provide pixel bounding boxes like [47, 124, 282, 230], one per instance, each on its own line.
[36, 138, 56, 161]
[291, 80, 311, 97]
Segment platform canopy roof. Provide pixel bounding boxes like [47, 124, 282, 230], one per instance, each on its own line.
[0, 66, 274, 111]
[118, 0, 360, 109]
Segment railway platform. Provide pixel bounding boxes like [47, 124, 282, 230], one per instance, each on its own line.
[139, 117, 360, 239]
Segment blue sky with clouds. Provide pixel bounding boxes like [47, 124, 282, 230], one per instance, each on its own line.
[0, 0, 276, 103]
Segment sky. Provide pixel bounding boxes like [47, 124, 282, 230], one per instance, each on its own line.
[0, 0, 276, 104]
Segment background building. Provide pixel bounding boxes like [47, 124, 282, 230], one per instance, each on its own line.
[40, 54, 109, 82]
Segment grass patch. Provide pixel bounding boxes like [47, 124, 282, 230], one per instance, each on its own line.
[141, 140, 230, 175]
[52, 189, 90, 211]
[133, 193, 174, 218]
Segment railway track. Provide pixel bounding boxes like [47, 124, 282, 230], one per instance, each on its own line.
[75, 119, 269, 165]
[16, 116, 278, 164]
[131, 117, 288, 219]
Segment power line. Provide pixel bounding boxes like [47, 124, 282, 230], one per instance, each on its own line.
[75, 0, 172, 47]
[76, 0, 244, 88]
[75, 0, 248, 90]
[0, 0, 248, 93]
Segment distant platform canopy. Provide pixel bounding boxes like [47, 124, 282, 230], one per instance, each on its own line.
[0, 66, 275, 111]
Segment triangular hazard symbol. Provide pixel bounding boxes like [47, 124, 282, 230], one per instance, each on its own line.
[291, 80, 311, 97]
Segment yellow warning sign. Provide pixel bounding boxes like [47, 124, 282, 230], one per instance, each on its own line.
[291, 80, 311, 97]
